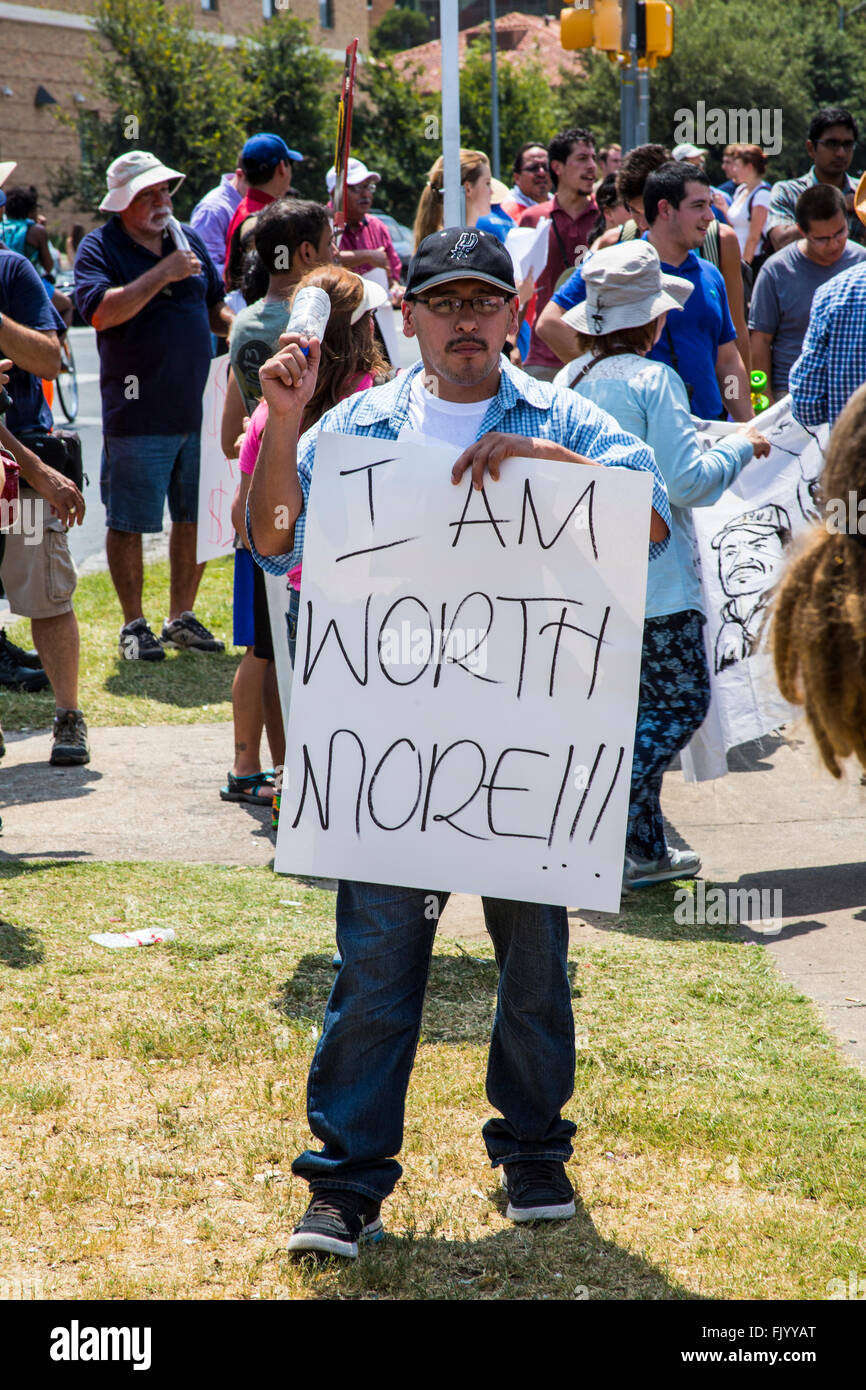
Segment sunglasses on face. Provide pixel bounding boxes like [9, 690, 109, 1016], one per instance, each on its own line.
[415, 295, 509, 316]
[522, 161, 549, 174]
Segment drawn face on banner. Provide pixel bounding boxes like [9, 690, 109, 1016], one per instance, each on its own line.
[715, 515, 789, 599]
[402, 277, 519, 391]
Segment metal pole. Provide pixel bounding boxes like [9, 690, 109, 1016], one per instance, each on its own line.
[441, 0, 463, 226]
[620, 0, 638, 155]
[637, 63, 649, 144]
[490, 0, 500, 179]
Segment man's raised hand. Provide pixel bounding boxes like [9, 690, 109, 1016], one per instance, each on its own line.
[162, 249, 201, 282]
[258, 333, 321, 419]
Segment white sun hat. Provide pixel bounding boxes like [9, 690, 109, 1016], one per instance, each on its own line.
[561, 241, 693, 336]
[99, 150, 185, 213]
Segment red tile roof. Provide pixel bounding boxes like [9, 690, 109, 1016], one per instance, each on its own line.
[390, 11, 585, 92]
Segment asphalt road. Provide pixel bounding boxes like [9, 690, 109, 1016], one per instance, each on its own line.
[56, 320, 420, 574]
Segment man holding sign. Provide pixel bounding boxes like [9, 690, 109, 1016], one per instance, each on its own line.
[248, 227, 670, 1259]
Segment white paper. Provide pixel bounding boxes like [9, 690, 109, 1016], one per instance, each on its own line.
[274, 433, 653, 910]
[89, 928, 176, 949]
[196, 355, 239, 564]
[504, 217, 550, 283]
[265, 569, 295, 730]
[681, 398, 828, 782]
[363, 267, 400, 366]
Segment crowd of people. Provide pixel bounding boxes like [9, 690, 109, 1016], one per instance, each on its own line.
[3, 100, 866, 1257]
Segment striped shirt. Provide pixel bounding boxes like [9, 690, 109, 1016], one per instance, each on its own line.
[248, 357, 671, 576]
[789, 262, 866, 425]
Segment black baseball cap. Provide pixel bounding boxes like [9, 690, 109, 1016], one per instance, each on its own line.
[406, 226, 517, 297]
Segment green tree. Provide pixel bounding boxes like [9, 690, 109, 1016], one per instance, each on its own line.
[370, 5, 432, 57]
[351, 58, 439, 225]
[50, 0, 250, 216]
[240, 13, 339, 203]
[459, 32, 561, 172]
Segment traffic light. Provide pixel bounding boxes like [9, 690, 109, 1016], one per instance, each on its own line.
[637, 1, 673, 66]
[560, 1, 623, 54]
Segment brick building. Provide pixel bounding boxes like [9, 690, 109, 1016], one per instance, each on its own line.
[0, 0, 371, 223]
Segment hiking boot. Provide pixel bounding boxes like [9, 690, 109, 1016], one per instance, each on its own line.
[0, 628, 43, 670]
[50, 708, 90, 766]
[161, 611, 224, 653]
[623, 847, 701, 889]
[0, 637, 50, 691]
[287, 1190, 384, 1259]
[500, 1160, 576, 1222]
[119, 618, 165, 662]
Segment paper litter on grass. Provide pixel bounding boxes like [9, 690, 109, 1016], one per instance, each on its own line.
[89, 927, 176, 949]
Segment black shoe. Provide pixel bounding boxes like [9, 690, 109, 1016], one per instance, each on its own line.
[119, 618, 165, 662]
[161, 611, 224, 653]
[287, 1190, 384, 1259]
[0, 638, 50, 691]
[50, 708, 90, 766]
[0, 628, 43, 670]
[500, 1160, 576, 1222]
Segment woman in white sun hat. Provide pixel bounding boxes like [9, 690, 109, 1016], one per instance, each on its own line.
[554, 240, 770, 891]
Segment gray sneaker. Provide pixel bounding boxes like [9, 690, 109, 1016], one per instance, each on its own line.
[50, 708, 90, 766]
[623, 847, 701, 889]
[161, 611, 224, 653]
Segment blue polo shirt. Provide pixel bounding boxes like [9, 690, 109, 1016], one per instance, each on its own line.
[0, 245, 64, 434]
[74, 217, 224, 436]
[553, 240, 737, 419]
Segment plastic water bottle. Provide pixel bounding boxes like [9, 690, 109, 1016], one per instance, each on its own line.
[750, 369, 770, 415]
[286, 286, 331, 356]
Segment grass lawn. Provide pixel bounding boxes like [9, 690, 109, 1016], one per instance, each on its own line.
[0, 557, 237, 732]
[0, 861, 863, 1301]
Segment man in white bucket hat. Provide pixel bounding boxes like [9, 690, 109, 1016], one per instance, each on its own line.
[75, 152, 234, 661]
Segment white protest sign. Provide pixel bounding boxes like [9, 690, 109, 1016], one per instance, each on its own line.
[265, 569, 294, 728]
[504, 217, 550, 283]
[681, 397, 828, 782]
[275, 433, 653, 910]
[196, 355, 238, 564]
[363, 267, 403, 366]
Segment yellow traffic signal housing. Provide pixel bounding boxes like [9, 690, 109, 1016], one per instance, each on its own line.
[560, 1, 623, 54]
[593, 0, 624, 52]
[640, 0, 673, 61]
[560, 4, 594, 50]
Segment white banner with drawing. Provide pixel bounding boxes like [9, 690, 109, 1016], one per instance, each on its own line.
[682, 396, 828, 782]
[196, 355, 238, 564]
[274, 433, 654, 910]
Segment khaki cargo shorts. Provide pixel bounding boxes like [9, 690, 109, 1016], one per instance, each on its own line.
[0, 484, 78, 619]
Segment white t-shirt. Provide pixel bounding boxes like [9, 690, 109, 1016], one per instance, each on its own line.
[727, 182, 772, 255]
[399, 372, 493, 449]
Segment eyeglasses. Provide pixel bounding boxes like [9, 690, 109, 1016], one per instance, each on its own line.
[415, 295, 509, 316]
[522, 161, 549, 174]
[816, 138, 855, 152]
[806, 227, 848, 246]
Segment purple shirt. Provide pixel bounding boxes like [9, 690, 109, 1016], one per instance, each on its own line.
[338, 215, 402, 282]
[190, 173, 242, 279]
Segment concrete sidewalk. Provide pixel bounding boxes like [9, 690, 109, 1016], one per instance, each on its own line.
[1, 722, 864, 1066]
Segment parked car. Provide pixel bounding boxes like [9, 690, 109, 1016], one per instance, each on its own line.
[370, 209, 413, 279]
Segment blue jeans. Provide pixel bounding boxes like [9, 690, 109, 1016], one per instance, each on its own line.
[292, 881, 577, 1202]
[101, 432, 200, 533]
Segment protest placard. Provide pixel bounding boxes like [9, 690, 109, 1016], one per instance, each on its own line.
[275, 433, 653, 910]
[196, 356, 238, 564]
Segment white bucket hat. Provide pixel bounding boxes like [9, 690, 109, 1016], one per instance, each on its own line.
[99, 150, 185, 213]
[562, 241, 693, 336]
[349, 272, 389, 323]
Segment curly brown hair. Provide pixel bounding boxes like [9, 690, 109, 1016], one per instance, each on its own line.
[772, 385, 866, 777]
[288, 265, 389, 430]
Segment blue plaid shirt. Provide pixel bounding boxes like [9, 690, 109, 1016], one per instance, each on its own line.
[790, 263, 866, 426]
[248, 357, 670, 574]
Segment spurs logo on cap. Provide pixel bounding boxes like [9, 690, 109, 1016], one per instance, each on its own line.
[449, 231, 479, 261]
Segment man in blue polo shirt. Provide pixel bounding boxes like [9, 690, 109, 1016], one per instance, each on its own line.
[535, 163, 753, 422]
[75, 150, 233, 660]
